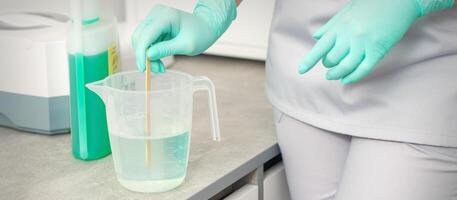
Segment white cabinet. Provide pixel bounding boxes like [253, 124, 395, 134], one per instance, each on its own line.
[264, 162, 291, 200]
[224, 162, 291, 200]
[224, 184, 259, 200]
[206, 0, 275, 60]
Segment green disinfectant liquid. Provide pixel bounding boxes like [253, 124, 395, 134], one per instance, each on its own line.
[68, 51, 115, 160]
[68, 0, 120, 160]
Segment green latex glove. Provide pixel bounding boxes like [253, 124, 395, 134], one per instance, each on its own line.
[298, 0, 454, 84]
[132, 0, 237, 72]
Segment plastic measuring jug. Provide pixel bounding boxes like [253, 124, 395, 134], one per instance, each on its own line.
[86, 70, 220, 193]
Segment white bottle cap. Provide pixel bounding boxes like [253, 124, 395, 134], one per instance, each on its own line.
[81, 0, 101, 25]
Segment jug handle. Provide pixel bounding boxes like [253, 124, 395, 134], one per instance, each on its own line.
[192, 76, 221, 141]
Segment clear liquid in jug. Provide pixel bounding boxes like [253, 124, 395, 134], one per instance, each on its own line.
[109, 131, 190, 192]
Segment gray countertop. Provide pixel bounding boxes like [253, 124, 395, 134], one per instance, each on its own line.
[0, 55, 279, 200]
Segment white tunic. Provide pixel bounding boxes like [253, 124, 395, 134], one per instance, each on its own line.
[266, 0, 457, 147]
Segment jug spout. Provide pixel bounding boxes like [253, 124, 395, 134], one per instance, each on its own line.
[86, 79, 107, 101]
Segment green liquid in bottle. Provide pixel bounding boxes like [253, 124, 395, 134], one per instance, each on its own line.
[68, 51, 111, 160]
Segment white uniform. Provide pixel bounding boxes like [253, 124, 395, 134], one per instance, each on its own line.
[266, 0, 457, 147]
[266, 1, 457, 199]
[274, 109, 457, 200]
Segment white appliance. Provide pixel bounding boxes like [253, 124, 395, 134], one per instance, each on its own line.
[0, 11, 70, 134]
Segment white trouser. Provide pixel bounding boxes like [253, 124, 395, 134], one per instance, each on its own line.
[274, 109, 457, 200]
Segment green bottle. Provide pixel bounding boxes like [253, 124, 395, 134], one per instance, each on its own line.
[67, 0, 120, 160]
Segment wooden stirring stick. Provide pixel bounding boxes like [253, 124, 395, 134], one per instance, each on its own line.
[145, 53, 152, 167]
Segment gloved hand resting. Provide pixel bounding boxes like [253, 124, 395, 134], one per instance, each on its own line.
[298, 0, 454, 84]
[132, 0, 237, 72]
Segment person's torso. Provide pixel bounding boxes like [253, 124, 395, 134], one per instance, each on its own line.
[266, 0, 457, 145]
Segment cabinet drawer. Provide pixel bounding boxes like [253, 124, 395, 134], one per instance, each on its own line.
[224, 184, 258, 200]
[264, 162, 291, 200]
